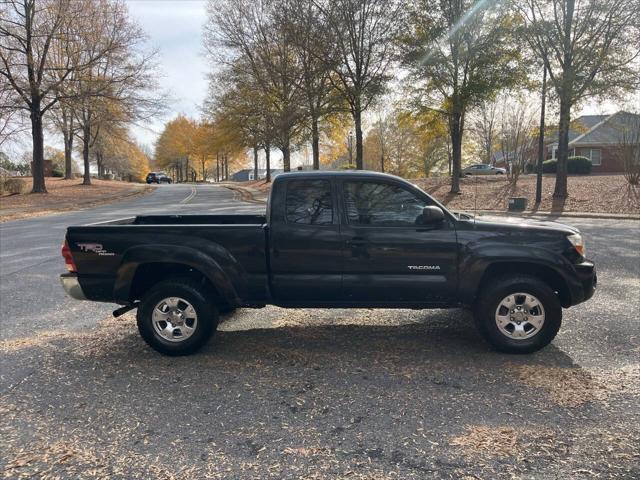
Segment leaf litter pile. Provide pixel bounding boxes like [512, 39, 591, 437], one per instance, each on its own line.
[2, 310, 640, 478]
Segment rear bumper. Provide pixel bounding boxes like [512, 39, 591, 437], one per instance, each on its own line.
[60, 274, 87, 301]
[571, 260, 597, 305]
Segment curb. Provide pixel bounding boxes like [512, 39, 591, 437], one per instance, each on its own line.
[222, 183, 640, 221]
[220, 183, 268, 205]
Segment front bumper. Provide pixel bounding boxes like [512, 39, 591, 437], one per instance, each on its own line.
[60, 274, 87, 301]
[573, 260, 597, 304]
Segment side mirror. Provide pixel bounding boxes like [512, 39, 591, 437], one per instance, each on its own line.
[421, 206, 445, 225]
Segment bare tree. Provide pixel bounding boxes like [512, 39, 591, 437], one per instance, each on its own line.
[0, 0, 130, 192]
[612, 111, 640, 186]
[319, 0, 400, 170]
[518, 0, 640, 198]
[0, 84, 25, 147]
[470, 101, 499, 166]
[206, 0, 305, 172]
[281, 0, 340, 170]
[497, 94, 538, 184]
[71, 0, 163, 185]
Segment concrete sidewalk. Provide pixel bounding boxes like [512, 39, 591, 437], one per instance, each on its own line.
[222, 182, 640, 221]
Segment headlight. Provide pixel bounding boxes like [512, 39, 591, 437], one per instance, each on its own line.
[567, 233, 585, 257]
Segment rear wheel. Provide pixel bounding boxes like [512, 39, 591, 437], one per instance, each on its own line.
[137, 278, 218, 356]
[473, 275, 561, 353]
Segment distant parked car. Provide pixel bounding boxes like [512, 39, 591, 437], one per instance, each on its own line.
[461, 164, 506, 176]
[146, 172, 172, 184]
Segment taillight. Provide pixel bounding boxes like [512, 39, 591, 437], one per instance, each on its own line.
[62, 241, 77, 272]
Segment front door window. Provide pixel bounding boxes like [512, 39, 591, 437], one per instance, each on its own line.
[343, 181, 428, 227]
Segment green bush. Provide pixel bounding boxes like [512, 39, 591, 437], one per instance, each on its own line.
[567, 156, 592, 174]
[2, 178, 27, 195]
[52, 167, 64, 177]
[542, 159, 556, 173]
[542, 156, 592, 174]
[340, 163, 357, 170]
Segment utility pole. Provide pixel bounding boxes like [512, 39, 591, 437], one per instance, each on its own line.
[535, 65, 547, 204]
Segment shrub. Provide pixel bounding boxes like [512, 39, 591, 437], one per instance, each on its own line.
[541, 157, 592, 174]
[340, 163, 357, 170]
[525, 162, 535, 174]
[52, 167, 64, 177]
[2, 178, 27, 195]
[567, 156, 592, 174]
[542, 159, 556, 173]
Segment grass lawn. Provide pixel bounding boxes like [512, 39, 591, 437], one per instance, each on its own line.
[0, 177, 152, 222]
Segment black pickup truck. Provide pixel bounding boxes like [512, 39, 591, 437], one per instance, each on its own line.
[61, 171, 596, 355]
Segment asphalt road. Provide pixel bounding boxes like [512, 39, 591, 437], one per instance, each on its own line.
[1, 184, 639, 479]
[0, 183, 260, 340]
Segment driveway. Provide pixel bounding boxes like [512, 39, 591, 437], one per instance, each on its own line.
[1, 185, 638, 479]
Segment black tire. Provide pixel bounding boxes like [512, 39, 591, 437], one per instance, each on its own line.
[473, 275, 562, 354]
[136, 278, 218, 356]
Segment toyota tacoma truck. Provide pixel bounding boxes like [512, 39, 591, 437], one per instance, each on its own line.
[60, 171, 596, 356]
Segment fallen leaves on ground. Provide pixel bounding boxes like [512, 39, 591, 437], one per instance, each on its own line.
[450, 425, 557, 458]
[0, 177, 151, 222]
[508, 363, 640, 407]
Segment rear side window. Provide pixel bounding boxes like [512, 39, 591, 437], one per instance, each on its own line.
[285, 180, 333, 225]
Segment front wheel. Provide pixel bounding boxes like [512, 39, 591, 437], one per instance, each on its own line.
[137, 278, 218, 355]
[473, 275, 561, 353]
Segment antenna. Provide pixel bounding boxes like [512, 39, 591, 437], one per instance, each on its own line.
[473, 174, 478, 225]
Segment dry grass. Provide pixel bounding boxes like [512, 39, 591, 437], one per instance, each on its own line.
[508, 364, 640, 407]
[0, 177, 152, 222]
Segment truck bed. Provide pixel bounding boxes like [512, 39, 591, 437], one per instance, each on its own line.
[89, 214, 266, 226]
[67, 214, 269, 304]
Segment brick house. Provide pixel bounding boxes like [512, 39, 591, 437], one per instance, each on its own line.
[548, 111, 640, 173]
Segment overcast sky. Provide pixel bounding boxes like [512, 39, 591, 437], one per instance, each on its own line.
[126, 0, 209, 150]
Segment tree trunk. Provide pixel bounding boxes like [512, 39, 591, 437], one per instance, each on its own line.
[216, 152, 220, 182]
[535, 66, 547, 204]
[201, 156, 207, 181]
[449, 111, 463, 194]
[224, 153, 229, 180]
[30, 102, 47, 193]
[63, 113, 74, 180]
[82, 124, 91, 186]
[64, 132, 74, 180]
[311, 117, 320, 170]
[554, 96, 571, 198]
[354, 106, 363, 169]
[253, 145, 259, 180]
[380, 153, 385, 173]
[265, 143, 271, 182]
[282, 140, 291, 172]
